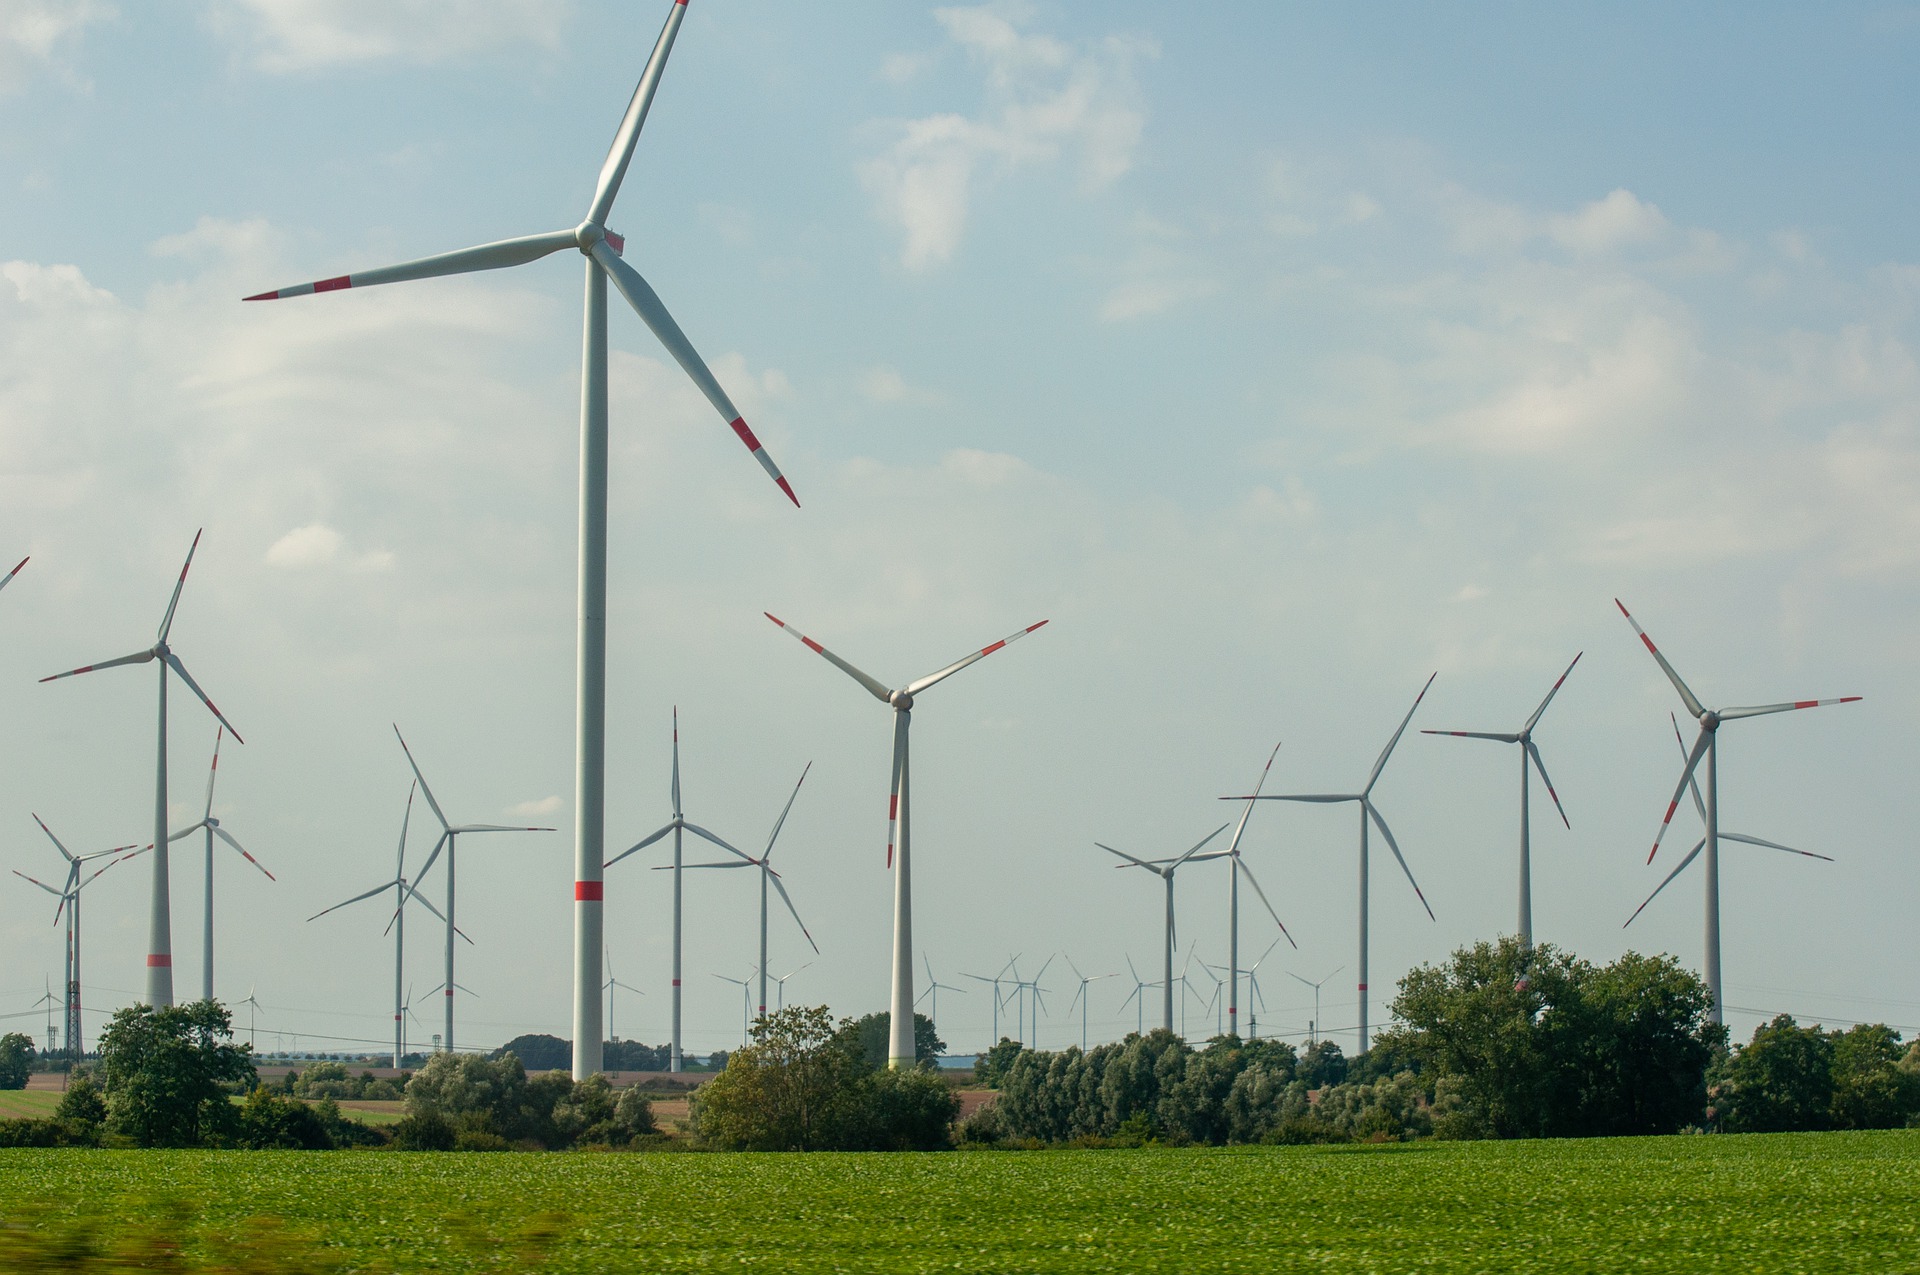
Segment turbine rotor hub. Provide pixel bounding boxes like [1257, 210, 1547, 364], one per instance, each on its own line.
[574, 221, 606, 250]
[890, 690, 914, 710]
[1701, 711, 1720, 730]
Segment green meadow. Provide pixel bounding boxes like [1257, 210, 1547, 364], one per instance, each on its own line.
[3, 1131, 1916, 1272]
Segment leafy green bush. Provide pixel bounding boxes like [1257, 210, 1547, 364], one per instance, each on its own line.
[0, 1033, 34, 1090]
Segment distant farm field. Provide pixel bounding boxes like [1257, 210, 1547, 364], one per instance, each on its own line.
[2, 1132, 1916, 1272]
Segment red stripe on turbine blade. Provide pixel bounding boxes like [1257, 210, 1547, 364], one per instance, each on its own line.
[1640, 634, 1657, 653]
[314, 275, 352, 293]
[980, 640, 1006, 656]
[888, 795, 898, 818]
[575, 881, 604, 901]
[802, 637, 823, 654]
[730, 417, 763, 453]
[146, 954, 171, 967]
[1027, 621, 1049, 633]
[776, 476, 799, 507]
[764, 612, 785, 627]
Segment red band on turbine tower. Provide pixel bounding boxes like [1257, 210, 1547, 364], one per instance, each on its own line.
[575, 881, 604, 901]
[147, 954, 171, 967]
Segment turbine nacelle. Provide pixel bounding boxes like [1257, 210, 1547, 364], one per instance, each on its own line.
[888, 690, 914, 710]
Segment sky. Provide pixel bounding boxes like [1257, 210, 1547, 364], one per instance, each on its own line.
[2, 1, 1917, 1062]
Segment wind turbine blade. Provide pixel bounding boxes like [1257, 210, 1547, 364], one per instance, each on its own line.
[243, 230, 578, 301]
[406, 886, 451, 928]
[1649, 726, 1712, 864]
[157, 529, 202, 642]
[1718, 697, 1864, 721]
[450, 824, 555, 834]
[11, 869, 63, 898]
[683, 821, 754, 862]
[604, 822, 675, 870]
[395, 780, 416, 879]
[763, 761, 812, 858]
[1095, 842, 1160, 872]
[592, 242, 798, 506]
[671, 707, 682, 817]
[202, 726, 224, 819]
[669, 860, 756, 870]
[1625, 838, 1704, 927]
[1365, 801, 1434, 921]
[1364, 672, 1437, 796]
[1614, 600, 1707, 720]
[0, 556, 25, 592]
[887, 711, 907, 868]
[412, 830, 451, 885]
[392, 727, 452, 831]
[1222, 741, 1282, 861]
[764, 613, 892, 702]
[308, 879, 399, 923]
[1525, 741, 1570, 829]
[1249, 935, 1284, 971]
[767, 872, 819, 954]
[1671, 713, 1708, 822]
[32, 814, 75, 863]
[164, 652, 243, 743]
[1174, 824, 1232, 867]
[1065, 954, 1085, 982]
[904, 620, 1050, 696]
[1225, 792, 1357, 803]
[39, 648, 155, 683]
[1285, 970, 1317, 990]
[585, 0, 691, 225]
[1235, 857, 1297, 949]
[213, 827, 275, 881]
[166, 822, 206, 843]
[1419, 730, 1517, 742]
[1720, 832, 1834, 862]
[1522, 651, 1583, 734]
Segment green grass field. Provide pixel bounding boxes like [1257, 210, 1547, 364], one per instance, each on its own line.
[0, 1091, 58, 1120]
[2, 1132, 1915, 1272]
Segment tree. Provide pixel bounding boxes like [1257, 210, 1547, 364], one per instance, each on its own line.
[836, 1012, 945, 1070]
[0, 1033, 33, 1090]
[494, 1034, 572, 1072]
[54, 1076, 106, 1130]
[1828, 1024, 1919, 1130]
[96, 1001, 255, 1147]
[974, 1038, 1025, 1087]
[1715, 1015, 1834, 1133]
[236, 1087, 333, 1150]
[1296, 1039, 1348, 1090]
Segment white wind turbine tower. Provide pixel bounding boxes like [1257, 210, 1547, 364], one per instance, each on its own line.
[13, 817, 134, 1061]
[1117, 956, 1160, 1036]
[309, 782, 456, 1068]
[1229, 673, 1437, 1054]
[714, 972, 753, 1048]
[1625, 713, 1836, 955]
[168, 727, 274, 1002]
[1422, 654, 1581, 946]
[1063, 956, 1116, 1052]
[1288, 966, 1343, 1046]
[765, 613, 1049, 1068]
[1097, 825, 1230, 1033]
[916, 954, 966, 1034]
[394, 726, 553, 1054]
[244, 1, 799, 1080]
[1218, 741, 1294, 1038]
[40, 531, 242, 1008]
[1616, 600, 1859, 1026]
[237, 987, 263, 1054]
[666, 762, 818, 1020]
[773, 962, 811, 1013]
[608, 709, 756, 1072]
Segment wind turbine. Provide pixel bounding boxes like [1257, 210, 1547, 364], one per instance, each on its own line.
[604, 946, 646, 1045]
[773, 962, 811, 1013]
[167, 727, 273, 1002]
[666, 762, 818, 1020]
[394, 726, 553, 1054]
[15, 816, 136, 1060]
[1422, 653, 1580, 946]
[1117, 956, 1160, 1036]
[765, 613, 1048, 1069]
[1288, 966, 1343, 1046]
[959, 960, 1014, 1043]
[237, 987, 264, 1054]
[607, 709, 756, 1072]
[714, 972, 753, 1048]
[1227, 673, 1438, 1053]
[1218, 741, 1294, 1039]
[245, 2, 800, 1080]
[1207, 935, 1284, 1040]
[29, 980, 58, 1057]
[40, 530, 242, 1008]
[1625, 712, 1835, 934]
[1004, 954, 1054, 1049]
[309, 781, 456, 1068]
[1063, 956, 1116, 1052]
[1616, 600, 1859, 1025]
[1097, 825, 1230, 1033]
[916, 954, 966, 1034]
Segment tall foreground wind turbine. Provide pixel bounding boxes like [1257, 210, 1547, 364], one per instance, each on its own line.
[1218, 742, 1293, 1038]
[607, 710, 751, 1072]
[244, 1, 798, 1079]
[41, 531, 241, 1008]
[1230, 673, 1437, 1053]
[672, 762, 818, 1018]
[1616, 601, 1858, 1024]
[13, 817, 133, 1060]
[765, 613, 1048, 1069]
[1097, 826, 1229, 1033]
[168, 727, 274, 1002]
[1422, 654, 1579, 946]
[394, 727, 552, 1053]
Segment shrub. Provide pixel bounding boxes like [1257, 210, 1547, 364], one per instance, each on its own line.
[0, 1033, 34, 1090]
[390, 1109, 457, 1151]
[237, 1087, 333, 1150]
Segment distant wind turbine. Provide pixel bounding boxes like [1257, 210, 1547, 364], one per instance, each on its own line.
[773, 962, 811, 1013]
[1288, 966, 1343, 1046]
[916, 954, 966, 1034]
[1117, 955, 1160, 1037]
[41, 530, 242, 1007]
[1218, 741, 1295, 1038]
[604, 947, 645, 1045]
[1422, 653, 1580, 946]
[1098, 825, 1230, 1033]
[1616, 600, 1859, 1025]
[765, 612, 1048, 1068]
[13, 815, 134, 1060]
[1227, 673, 1438, 1054]
[168, 727, 274, 1002]
[1063, 956, 1117, 1052]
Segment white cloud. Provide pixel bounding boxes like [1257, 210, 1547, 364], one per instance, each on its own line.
[204, 0, 570, 72]
[1547, 188, 1670, 255]
[859, 365, 942, 407]
[507, 795, 563, 817]
[265, 522, 393, 572]
[861, 7, 1156, 269]
[0, 0, 111, 94]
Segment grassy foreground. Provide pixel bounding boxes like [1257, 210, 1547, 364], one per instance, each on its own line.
[2, 1131, 1916, 1272]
